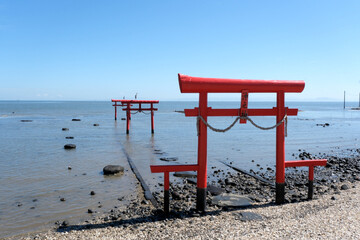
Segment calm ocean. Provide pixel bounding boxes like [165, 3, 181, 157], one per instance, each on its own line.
[1, 100, 360, 237]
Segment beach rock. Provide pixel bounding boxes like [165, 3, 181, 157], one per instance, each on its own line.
[72, 119, 81, 121]
[212, 193, 252, 207]
[174, 171, 197, 178]
[90, 191, 96, 195]
[87, 209, 93, 213]
[207, 185, 225, 196]
[103, 165, 124, 175]
[64, 144, 76, 149]
[340, 184, 349, 190]
[65, 136, 74, 139]
[62, 128, 69, 131]
[235, 212, 263, 221]
[225, 178, 236, 186]
[172, 191, 182, 200]
[93, 123, 99, 126]
[159, 157, 178, 162]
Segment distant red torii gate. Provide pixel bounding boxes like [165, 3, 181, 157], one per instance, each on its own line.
[151, 74, 327, 213]
[111, 99, 159, 134]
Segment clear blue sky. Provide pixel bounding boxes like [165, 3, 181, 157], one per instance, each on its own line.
[1, 0, 359, 101]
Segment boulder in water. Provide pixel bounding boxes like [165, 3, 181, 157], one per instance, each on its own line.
[64, 144, 76, 149]
[103, 165, 124, 175]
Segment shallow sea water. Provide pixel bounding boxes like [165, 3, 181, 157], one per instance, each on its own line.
[0, 100, 360, 238]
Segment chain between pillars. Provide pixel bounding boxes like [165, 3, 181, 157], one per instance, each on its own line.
[196, 114, 288, 136]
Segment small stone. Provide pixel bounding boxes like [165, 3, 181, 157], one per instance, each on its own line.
[340, 184, 349, 190]
[159, 157, 178, 162]
[62, 128, 69, 131]
[68, 166, 72, 170]
[87, 209, 93, 213]
[331, 196, 336, 200]
[121, 118, 126, 121]
[90, 191, 96, 196]
[225, 178, 236, 186]
[172, 191, 182, 200]
[30, 207, 35, 209]
[62, 220, 69, 227]
[72, 119, 81, 121]
[64, 144, 76, 149]
[60, 198, 66, 202]
[93, 123, 99, 126]
[21, 120, 33, 122]
[65, 136, 74, 139]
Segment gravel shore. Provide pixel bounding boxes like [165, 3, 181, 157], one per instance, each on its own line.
[17, 181, 359, 240]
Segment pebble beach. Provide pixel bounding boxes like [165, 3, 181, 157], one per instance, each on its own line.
[16, 181, 359, 240]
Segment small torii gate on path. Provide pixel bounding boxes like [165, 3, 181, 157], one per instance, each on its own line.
[151, 74, 327, 213]
[111, 99, 159, 134]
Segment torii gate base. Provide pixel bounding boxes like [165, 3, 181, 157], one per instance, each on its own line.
[151, 74, 327, 213]
[111, 99, 159, 134]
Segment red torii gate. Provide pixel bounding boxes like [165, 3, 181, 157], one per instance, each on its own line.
[151, 74, 326, 213]
[111, 99, 159, 134]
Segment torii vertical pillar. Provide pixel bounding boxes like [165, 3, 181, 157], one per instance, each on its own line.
[126, 103, 131, 134]
[276, 91, 286, 204]
[197, 92, 208, 211]
[151, 103, 155, 134]
[114, 102, 118, 121]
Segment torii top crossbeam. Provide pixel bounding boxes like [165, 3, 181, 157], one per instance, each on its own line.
[178, 74, 305, 93]
[111, 99, 159, 134]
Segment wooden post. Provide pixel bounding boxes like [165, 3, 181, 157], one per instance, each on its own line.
[164, 172, 170, 214]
